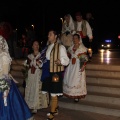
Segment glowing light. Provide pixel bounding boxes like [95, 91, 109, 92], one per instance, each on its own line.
[100, 49, 105, 52]
[60, 18, 63, 24]
[105, 40, 111, 43]
[31, 24, 34, 30]
[100, 52, 104, 63]
[100, 49, 105, 63]
[118, 35, 120, 39]
[106, 50, 111, 64]
[107, 44, 110, 47]
[101, 44, 104, 47]
[88, 48, 92, 53]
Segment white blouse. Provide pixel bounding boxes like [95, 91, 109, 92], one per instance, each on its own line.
[77, 21, 93, 39]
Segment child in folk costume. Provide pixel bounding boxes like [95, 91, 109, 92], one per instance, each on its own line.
[41, 29, 69, 120]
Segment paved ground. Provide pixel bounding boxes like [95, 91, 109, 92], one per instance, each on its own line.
[33, 106, 120, 120]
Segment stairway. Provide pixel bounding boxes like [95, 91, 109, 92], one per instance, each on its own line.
[59, 63, 120, 117]
[10, 59, 26, 95]
[10, 58, 120, 117]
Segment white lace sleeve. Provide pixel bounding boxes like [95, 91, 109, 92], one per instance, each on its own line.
[3, 56, 10, 65]
[2, 54, 11, 75]
[2, 60, 10, 75]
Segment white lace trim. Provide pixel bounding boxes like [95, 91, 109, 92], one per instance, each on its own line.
[28, 53, 41, 68]
[0, 52, 12, 65]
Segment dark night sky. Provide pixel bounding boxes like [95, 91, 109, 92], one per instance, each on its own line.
[0, 0, 120, 40]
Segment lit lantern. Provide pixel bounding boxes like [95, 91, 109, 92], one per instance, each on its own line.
[88, 48, 92, 54]
[88, 48, 92, 57]
[52, 74, 59, 82]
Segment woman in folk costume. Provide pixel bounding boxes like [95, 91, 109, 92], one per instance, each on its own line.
[63, 33, 88, 102]
[0, 23, 34, 120]
[24, 40, 49, 114]
[61, 14, 75, 49]
[41, 29, 69, 120]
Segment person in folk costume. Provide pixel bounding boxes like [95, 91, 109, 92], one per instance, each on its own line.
[86, 12, 98, 54]
[0, 22, 34, 120]
[24, 40, 49, 114]
[41, 29, 69, 120]
[21, 32, 29, 58]
[63, 33, 88, 102]
[60, 14, 75, 49]
[74, 12, 93, 60]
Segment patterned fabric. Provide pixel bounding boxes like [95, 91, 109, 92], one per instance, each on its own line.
[50, 43, 64, 72]
[63, 44, 87, 98]
[39, 45, 48, 64]
[0, 34, 34, 120]
[25, 53, 48, 109]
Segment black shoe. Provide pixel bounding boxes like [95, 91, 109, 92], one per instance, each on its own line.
[47, 106, 59, 116]
[74, 99, 79, 102]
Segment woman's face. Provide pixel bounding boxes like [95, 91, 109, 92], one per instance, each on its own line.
[32, 41, 39, 51]
[48, 31, 57, 43]
[73, 35, 80, 44]
[64, 16, 70, 23]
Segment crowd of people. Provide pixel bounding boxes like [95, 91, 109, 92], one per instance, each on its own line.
[0, 11, 97, 120]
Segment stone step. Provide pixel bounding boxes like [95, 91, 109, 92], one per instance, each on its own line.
[86, 76, 120, 86]
[87, 85, 120, 97]
[83, 94, 120, 106]
[88, 91, 120, 98]
[86, 64, 120, 71]
[10, 70, 24, 78]
[11, 64, 25, 71]
[11, 59, 25, 65]
[59, 97, 120, 117]
[86, 70, 120, 79]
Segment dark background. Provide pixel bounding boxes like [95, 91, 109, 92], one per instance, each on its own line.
[0, 0, 120, 43]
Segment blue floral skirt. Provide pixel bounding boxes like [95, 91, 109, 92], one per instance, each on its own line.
[0, 80, 33, 120]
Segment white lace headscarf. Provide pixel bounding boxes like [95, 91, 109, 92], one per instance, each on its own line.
[74, 33, 83, 43]
[63, 14, 74, 26]
[62, 14, 75, 34]
[0, 35, 12, 62]
[0, 35, 9, 53]
[73, 33, 87, 52]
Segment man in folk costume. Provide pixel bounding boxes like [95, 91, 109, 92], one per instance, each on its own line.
[86, 12, 98, 54]
[75, 12, 93, 60]
[41, 29, 69, 120]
